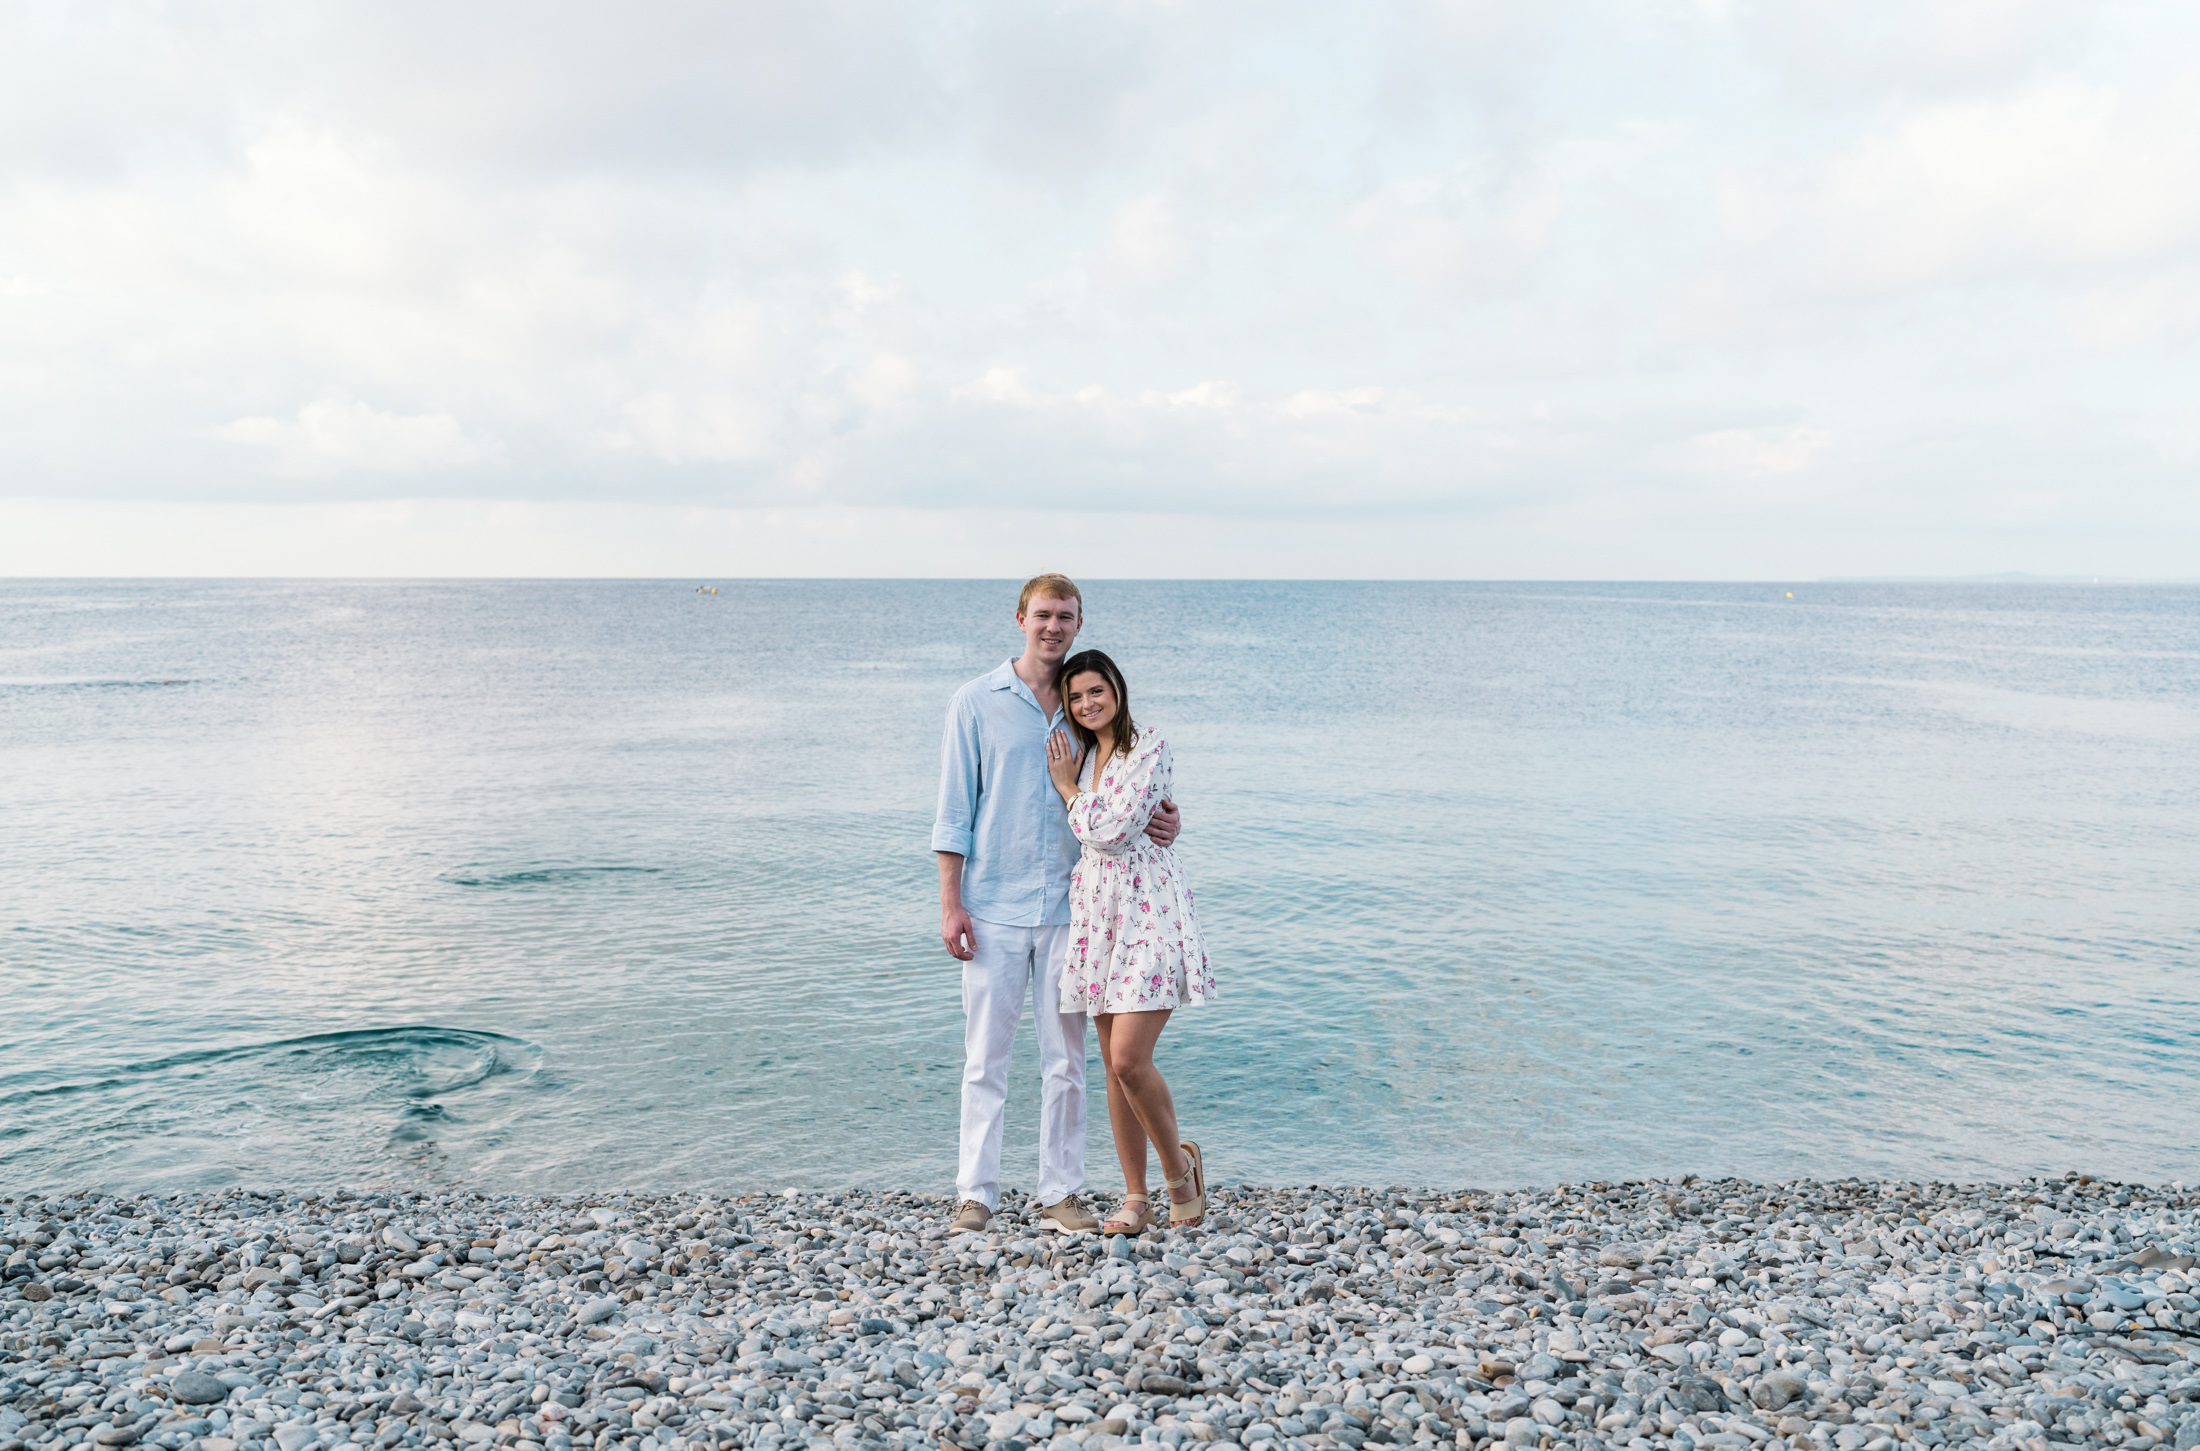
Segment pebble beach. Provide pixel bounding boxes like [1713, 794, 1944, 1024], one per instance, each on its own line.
[5, 1178, 2198, 1451]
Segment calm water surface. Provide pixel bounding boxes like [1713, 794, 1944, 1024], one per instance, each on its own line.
[2, 580, 2196, 1193]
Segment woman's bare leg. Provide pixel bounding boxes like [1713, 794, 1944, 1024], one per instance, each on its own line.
[1095, 1010, 1186, 1192]
[1095, 1013, 1153, 1197]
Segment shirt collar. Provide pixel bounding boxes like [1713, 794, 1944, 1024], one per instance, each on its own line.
[987, 658, 1059, 719]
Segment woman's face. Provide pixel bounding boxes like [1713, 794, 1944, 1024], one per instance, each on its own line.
[1066, 670, 1119, 736]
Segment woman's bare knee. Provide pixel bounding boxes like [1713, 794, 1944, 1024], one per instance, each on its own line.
[1110, 1054, 1160, 1091]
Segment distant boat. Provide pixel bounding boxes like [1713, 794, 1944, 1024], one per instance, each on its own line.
[695, 586, 719, 595]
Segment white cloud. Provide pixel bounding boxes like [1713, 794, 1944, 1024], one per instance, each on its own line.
[1097, 194, 1193, 289]
[613, 394, 772, 466]
[958, 368, 1042, 407]
[1164, 380, 1237, 410]
[1690, 427, 1833, 479]
[1, 0, 2197, 573]
[214, 395, 501, 476]
[845, 351, 922, 414]
[1343, 169, 1566, 293]
[1722, 75, 2200, 293]
[1722, 0, 2086, 97]
[2069, 264, 2200, 349]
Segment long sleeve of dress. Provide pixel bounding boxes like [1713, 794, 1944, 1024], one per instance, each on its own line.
[1069, 733, 1170, 855]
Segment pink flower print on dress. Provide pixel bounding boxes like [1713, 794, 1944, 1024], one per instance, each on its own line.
[1056, 725, 1213, 1015]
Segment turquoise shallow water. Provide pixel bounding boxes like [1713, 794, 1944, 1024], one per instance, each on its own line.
[2, 579, 2196, 1193]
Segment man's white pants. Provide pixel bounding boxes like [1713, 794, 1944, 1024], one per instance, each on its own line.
[957, 917, 1086, 1211]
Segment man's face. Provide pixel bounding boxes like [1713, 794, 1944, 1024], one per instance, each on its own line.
[1017, 593, 1083, 665]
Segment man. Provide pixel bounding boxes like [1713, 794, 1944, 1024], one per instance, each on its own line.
[932, 574, 1180, 1234]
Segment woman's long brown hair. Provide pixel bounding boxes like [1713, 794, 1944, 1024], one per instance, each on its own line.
[1056, 649, 1137, 773]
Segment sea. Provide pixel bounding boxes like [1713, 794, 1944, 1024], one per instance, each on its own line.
[2, 579, 2196, 1197]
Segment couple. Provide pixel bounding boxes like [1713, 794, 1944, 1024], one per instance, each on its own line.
[932, 574, 1218, 1238]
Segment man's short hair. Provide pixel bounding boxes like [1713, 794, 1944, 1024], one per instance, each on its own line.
[1017, 573, 1083, 616]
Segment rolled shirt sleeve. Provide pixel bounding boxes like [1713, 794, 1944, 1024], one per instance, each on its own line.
[931, 696, 981, 858]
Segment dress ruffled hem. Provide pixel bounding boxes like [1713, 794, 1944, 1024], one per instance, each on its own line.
[1061, 850, 1214, 1015]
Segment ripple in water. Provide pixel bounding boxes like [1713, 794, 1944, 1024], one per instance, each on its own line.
[441, 866, 664, 889]
[0, 677, 193, 689]
[0, 1028, 545, 1192]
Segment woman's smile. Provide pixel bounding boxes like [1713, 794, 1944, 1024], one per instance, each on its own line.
[1066, 670, 1117, 730]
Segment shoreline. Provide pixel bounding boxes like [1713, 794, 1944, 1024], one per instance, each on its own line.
[4, 1177, 2197, 1451]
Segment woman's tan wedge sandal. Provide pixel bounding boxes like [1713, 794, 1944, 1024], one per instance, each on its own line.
[1102, 1193, 1153, 1235]
[1166, 1141, 1207, 1228]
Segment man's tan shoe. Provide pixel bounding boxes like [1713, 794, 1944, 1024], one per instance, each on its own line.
[1037, 1194, 1100, 1234]
[950, 1200, 993, 1233]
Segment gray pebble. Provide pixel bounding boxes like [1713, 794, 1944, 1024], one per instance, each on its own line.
[270, 1423, 317, 1451]
[167, 1370, 230, 1406]
[1752, 1369, 1808, 1410]
[0, 1176, 2193, 1451]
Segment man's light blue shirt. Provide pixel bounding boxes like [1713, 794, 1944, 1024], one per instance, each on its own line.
[932, 659, 1078, 927]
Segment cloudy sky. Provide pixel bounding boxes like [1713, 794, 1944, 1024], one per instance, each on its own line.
[3, 0, 2196, 577]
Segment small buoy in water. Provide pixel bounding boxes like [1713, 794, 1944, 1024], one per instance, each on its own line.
[1786, 592, 1794, 598]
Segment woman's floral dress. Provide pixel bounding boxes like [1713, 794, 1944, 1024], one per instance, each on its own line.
[1061, 725, 1215, 1015]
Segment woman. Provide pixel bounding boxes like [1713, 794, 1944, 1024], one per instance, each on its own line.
[1044, 649, 1216, 1232]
